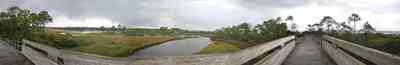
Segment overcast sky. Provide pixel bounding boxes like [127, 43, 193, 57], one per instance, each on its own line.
[1, 0, 400, 31]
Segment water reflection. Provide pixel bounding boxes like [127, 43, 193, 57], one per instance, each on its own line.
[131, 37, 211, 57]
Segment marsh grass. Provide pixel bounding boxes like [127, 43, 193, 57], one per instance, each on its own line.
[72, 33, 174, 57]
[197, 41, 241, 54]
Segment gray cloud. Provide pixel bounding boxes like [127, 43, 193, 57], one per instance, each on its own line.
[1, 0, 307, 30]
[1, 0, 400, 31]
[239, 0, 310, 8]
[12, 0, 179, 27]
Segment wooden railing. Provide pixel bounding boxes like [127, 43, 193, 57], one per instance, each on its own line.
[133, 35, 296, 65]
[322, 35, 400, 65]
[21, 39, 62, 65]
[253, 40, 296, 65]
[9, 36, 295, 65]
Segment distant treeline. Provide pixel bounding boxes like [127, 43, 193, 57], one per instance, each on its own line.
[306, 13, 400, 56]
[49, 27, 107, 31]
[49, 26, 126, 32]
[214, 16, 295, 44]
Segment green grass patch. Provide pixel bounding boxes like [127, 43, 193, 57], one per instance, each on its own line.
[30, 28, 209, 57]
[30, 30, 176, 57]
[28, 30, 79, 49]
[197, 41, 240, 54]
[71, 33, 174, 57]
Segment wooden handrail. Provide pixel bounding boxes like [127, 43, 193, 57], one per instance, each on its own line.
[18, 36, 296, 65]
[323, 35, 400, 65]
[132, 35, 296, 65]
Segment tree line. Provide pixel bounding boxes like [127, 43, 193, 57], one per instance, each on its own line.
[214, 16, 295, 44]
[100, 24, 128, 33]
[306, 13, 400, 55]
[306, 13, 376, 43]
[0, 6, 82, 48]
[306, 13, 375, 34]
[0, 6, 52, 40]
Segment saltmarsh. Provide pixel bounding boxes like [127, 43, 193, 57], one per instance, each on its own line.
[71, 33, 175, 57]
[197, 41, 241, 54]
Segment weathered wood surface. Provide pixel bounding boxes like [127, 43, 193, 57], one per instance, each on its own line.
[255, 41, 295, 65]
[283, 35, 335, 65]
[133, 35, 295, 65]
[18, 35, 295, 65]
[321, 40, 365, 65]
[0, 39, 33, 65]
[22, 40, 60, 65]
[323, 35, 400, 65]
[226, 35, 295, 65]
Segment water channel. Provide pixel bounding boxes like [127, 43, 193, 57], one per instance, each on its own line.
[130, 37, 212, 57]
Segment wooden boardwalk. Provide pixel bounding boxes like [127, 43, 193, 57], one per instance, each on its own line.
[282, 35, 336, 65]
[0, 40, 33, 65]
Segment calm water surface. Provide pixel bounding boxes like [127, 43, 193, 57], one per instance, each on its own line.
[130, 37, 212, 57]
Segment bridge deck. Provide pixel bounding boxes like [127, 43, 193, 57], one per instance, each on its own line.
[282, 35, 335, 65]
[0, 40, 33, 65]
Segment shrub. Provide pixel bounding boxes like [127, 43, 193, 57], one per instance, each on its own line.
[58, 38, 79, 48]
